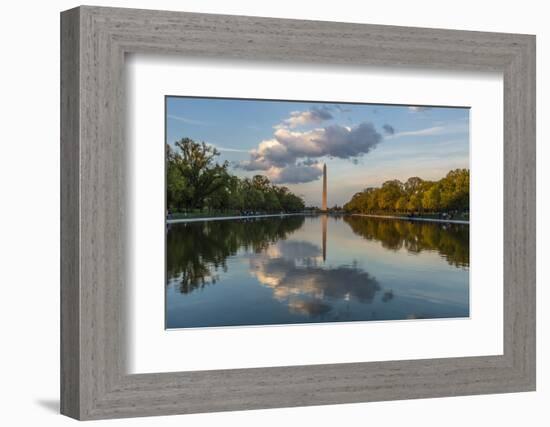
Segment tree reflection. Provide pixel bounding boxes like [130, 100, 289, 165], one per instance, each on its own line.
[167, 214, 468, 313]
[343, 216, 469, 268]
[166, 216, 305, 293]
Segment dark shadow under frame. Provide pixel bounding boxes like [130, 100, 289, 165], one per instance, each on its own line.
[61, 5, 535, 420]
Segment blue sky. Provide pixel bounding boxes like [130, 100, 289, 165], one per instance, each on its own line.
[166, 97, 469, 207]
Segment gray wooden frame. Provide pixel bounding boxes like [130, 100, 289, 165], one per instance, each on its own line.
[60, 5, 536, 420]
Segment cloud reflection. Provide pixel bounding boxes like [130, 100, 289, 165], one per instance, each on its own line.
[249, 240, 381, 317]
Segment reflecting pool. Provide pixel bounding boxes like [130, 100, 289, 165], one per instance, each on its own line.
[166, 215, 469, 328]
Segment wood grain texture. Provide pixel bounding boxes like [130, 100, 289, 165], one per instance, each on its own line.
[60, 7, 80, 419]
[60, 5, 536, 420]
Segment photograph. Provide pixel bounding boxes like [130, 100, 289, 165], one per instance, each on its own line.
[165, 97, 470, 329]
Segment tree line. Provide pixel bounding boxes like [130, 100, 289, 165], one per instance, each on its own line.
[167, 138, 305, 214]
[343, 169, 469, 216]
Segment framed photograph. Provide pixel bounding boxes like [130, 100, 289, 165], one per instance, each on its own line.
[61, 6, 536, 420]
[164, 96, 471, 330]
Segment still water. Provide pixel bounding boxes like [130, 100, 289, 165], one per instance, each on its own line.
[166, 215, 469, 329]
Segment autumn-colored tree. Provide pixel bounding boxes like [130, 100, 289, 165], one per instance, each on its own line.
[422, 185, 441, 212]
[395, 196, 408, 212]
[377, 180, 404, 211]
[343, 169, 469, 215]
[407, 193, 422, 213]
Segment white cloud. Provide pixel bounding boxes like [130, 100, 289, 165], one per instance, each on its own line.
[268, 163, 324, 184]
[236, 104, 389, 184]
[239, 121, 383, 183]
[276, 106, 333, 129]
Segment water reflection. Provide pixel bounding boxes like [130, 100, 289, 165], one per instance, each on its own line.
[343, 216, 469, 268]
[166, 215, 305, 294]
[249, 243, 381, 316]
[166, 215, 469, 328]
[322, 214, 327, 261]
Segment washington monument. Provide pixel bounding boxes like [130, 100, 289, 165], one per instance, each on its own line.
[322, 163, 328, 211]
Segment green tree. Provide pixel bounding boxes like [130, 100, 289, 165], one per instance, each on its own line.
[377, 180, 404, 211]
[167, 138, 229, 210]
[422, 185, 441, 212]
[252, 175, 271, 192]
[166, 145, 187, 211]
[167, 138, 309, 214]
[395, 196, 408, 212]
[404, 176, 424, 197]
[226, 175, 244, 211]
[343, 169, 469, 216]
[242, 178, 265, 210]
[440, 168, 469, 211]
[264, 190, 282, 212]
[407, 193, 422, 213]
